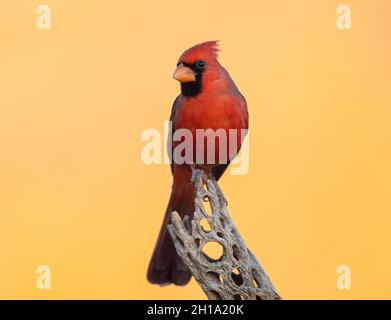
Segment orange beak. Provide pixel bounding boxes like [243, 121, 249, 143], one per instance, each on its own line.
[173, 63, 196, 83]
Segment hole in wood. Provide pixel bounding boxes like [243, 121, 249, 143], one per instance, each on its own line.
[220, 217, 226, 228]
[206, 271, 223, 284]
[233, 294, 243, 300]
[194, 238, 200, 248]
[231, 268, 244, 286]
[202, 196, 213, 216]
[209, 291, 222, 300]
[251, 269, 262, 289]
[200, 218, 211, 233]
[232, 245, 241, 262]
[231, 228, 239, 238]
[182, 215, 192, 234]
[201, 241, 224, 262]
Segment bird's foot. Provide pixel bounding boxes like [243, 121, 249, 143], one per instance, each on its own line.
[191, 168, 205, 188]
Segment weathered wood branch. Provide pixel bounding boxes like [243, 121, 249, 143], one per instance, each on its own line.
[167, 169, 280, 300]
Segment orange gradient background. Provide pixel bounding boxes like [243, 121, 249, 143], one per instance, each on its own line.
[0, 0, 390, 299]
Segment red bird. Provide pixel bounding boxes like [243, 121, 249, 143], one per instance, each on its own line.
[147, 41, 249, 285]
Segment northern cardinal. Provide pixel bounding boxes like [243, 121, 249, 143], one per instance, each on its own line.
[147, 41, 249, 285]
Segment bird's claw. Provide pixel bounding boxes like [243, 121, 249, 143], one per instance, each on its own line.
[191, 168, 204, 188]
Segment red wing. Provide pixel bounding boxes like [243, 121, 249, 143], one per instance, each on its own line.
[168, 96, 180, 174]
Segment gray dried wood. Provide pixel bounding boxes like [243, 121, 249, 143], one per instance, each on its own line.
[167, 169, 280, 300]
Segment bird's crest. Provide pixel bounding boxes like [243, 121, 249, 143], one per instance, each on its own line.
[179, 41, 220, 63]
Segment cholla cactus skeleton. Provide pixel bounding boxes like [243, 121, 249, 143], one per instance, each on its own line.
[167, 169, 280, 300]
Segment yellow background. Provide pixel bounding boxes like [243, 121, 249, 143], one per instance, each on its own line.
[0, 0, 390, 299]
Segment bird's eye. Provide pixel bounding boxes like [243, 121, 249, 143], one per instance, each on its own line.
[195, 60, 206, 69]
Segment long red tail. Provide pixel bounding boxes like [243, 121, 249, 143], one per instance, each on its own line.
[147, 179, 195, 286]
